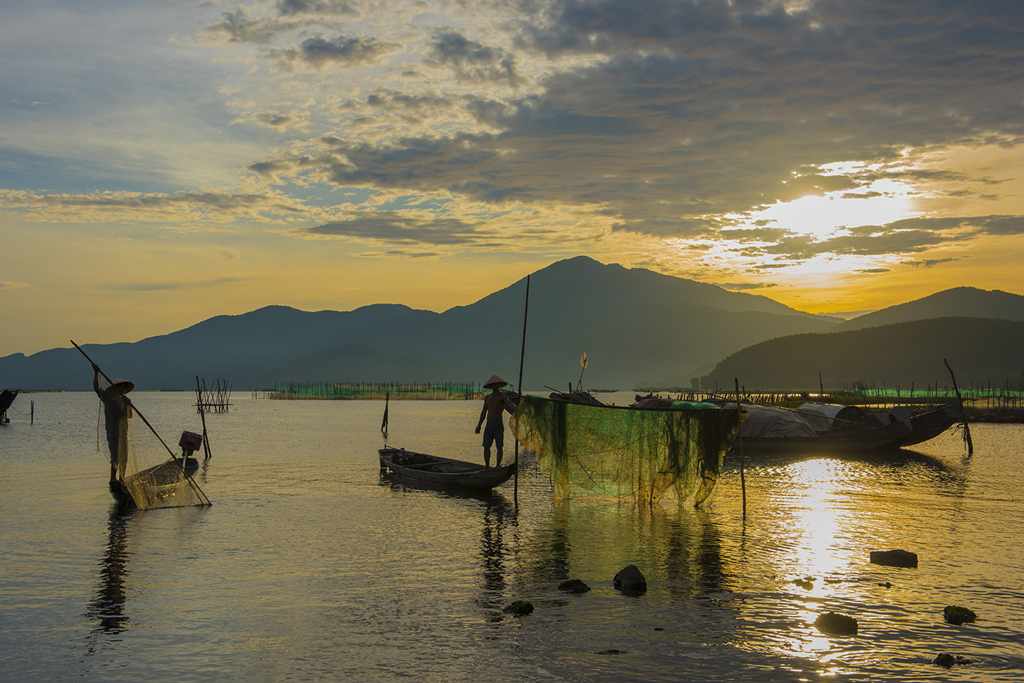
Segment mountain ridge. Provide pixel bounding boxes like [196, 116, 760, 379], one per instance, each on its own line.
[2, 257, 1020, 391]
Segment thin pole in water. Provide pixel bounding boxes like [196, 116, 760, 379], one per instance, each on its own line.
[196, 376, 213, 459]
[735, 377, 746, 518]
[514, 274, 530, 506]
[944, 358, 973, 456]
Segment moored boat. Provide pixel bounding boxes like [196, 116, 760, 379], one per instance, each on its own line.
[379, 447, 516, 491]
[735, 402, 959, 453]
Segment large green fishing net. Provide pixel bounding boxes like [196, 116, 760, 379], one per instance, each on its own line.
[512, 395, 740, 507]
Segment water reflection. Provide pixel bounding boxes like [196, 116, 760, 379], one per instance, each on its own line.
[478, 497, 515, 622]
[85, 506, 134, 638]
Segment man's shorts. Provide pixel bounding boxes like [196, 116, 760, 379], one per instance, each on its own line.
[482, 420, 504, 448]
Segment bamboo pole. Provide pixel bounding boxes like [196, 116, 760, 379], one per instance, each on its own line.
[944, 358, 973, 456]
[196, 376, 213, 459]
[514, 274, 530, 506]
[735, 378, 746, 518]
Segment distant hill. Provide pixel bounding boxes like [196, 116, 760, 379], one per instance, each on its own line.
[0, 256, 840, 391]
[839, 287, 1024, 331]
[702, 317, 1024, 392]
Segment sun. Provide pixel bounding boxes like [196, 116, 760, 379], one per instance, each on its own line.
[750, 179, 917, 239]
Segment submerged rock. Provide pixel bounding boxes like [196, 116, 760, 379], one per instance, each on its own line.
[943, 605, 977, 625]
[814, 611, 858, 635]
[613, 565, 647, 595]
[503, 600, 534, 617]
[558, 579, 591, 594]
[934, 653, 975, 667]
[869, 549, 918, 568]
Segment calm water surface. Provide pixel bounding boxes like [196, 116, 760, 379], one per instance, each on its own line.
[1, 392, 1022, 681]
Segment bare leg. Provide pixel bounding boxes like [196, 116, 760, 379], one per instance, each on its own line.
[495, 445, 503, 467]
[483, 446, 491, 468]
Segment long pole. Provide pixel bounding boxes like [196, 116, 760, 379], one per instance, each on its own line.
[735, 377, 746, 518]
[944, 358, 973, 456]
[514, 275, 530, 505]
[72, 340, 211, 505]
[196, 376, 213, 459]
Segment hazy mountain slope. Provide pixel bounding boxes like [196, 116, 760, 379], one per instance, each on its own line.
[344, 256, 840, 388]
[0, 256, 867, 391]
[838, 287, 1024, 331]
[0, 304, 431, 390]
[248, 344, 463, 387]
[702, 317, 1024, 391]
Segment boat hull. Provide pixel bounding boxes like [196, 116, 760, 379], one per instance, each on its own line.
[379, 447, 516, 491]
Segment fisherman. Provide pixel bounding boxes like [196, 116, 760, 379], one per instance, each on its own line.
[92, 364, 133, 488]
[475, 374, 509, 468]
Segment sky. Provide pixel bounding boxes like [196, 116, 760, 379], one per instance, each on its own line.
[2, 0, 1024, 358]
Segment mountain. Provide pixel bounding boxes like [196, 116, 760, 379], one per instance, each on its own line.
[0, 256, 840, 391]
[838, 287, 1024, 331]
[702, 317, 1024, 392]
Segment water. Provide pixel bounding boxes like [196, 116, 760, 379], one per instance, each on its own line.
[2, 392, 1022, 682]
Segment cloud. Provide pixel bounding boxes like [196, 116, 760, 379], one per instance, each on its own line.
[274, 0, 360, 18]
[234, 0, 1024, 247]
[306, 212, 496, 246]
[243, 110, 310, 132]
[200, 9, 287, 44]
[0, 189, 311, 222]
[424, 32, 521, 85]
[269, 35, 402, 71]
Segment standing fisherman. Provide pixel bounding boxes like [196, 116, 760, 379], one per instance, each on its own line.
[475, 375, 509, 468]
[92, 364, 134, 491]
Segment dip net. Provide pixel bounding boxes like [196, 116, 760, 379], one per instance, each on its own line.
[511, 395, 740, 507]
[98, 402, 209, 510]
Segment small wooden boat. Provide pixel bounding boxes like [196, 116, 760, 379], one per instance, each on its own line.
[0, 389, 17, 423]
[379, 447, 516, 491]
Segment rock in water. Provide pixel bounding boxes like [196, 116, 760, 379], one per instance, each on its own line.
[558, 579, 591, 594]
[869, 549, 918, 568]
[814, 612, 858, 635]
[503, 600, 534, 617]
[613, 565, 647, 595]
[943, 605, 977, 625]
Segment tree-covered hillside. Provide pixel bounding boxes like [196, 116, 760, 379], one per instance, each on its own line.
[702, 317, 1024, 392]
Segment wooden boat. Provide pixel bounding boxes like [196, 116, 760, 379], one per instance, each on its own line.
[379, 447, 516, 491]
[887, 404, 961, 448]
[0, 389, 17, 423]
[735, 402, 958, 453]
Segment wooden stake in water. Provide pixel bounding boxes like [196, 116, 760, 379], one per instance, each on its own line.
[944, 358, 973, 456]
[735, 377, 746, 518]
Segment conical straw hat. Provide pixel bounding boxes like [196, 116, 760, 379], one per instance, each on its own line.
[106, 378, 134, 394]
[483, 374, 508, 389]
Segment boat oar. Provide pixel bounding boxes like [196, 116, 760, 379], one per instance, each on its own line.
[71, 340, 211, 506]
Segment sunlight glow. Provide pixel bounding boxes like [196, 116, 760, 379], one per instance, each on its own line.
[746, 180, 917, 239]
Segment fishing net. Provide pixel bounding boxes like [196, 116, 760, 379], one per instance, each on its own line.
[511, 395, 741, 507]
[97, 398, 209, 510]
